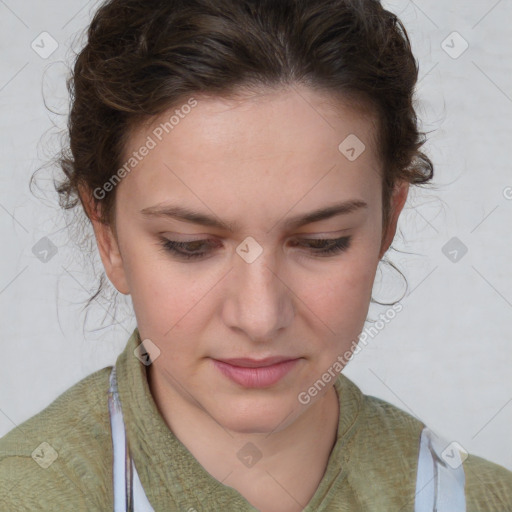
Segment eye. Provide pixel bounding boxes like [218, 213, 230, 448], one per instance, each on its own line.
[290, 236, 352, 257]
[159, 235, 352, 261]
[159, 238, 217, 260]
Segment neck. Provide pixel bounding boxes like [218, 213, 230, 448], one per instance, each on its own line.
[147, 363, 340, 510]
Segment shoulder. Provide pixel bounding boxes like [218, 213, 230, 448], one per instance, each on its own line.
[344, 379, 512, 510]
[345, 381, 426, 458]
[331, 375, 426, 508]
[0, 366, 114, 511]
[346, 386, 426, 478]
[361, 391, 424, 434]
[362, 393, 512, 508]
[464, 452, 512, 510]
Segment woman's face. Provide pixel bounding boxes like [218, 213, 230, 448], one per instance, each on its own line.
[91, 85, 408, 433]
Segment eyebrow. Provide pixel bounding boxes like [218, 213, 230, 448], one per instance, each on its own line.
[140, 199, 368, 232]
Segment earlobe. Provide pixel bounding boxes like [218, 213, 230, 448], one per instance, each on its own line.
[92, 221, 131, 296]
[379, 181, 409, 259]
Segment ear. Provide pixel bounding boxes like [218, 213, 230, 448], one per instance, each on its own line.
[378, 180, 409, 260]
[79, 185, 131, 295]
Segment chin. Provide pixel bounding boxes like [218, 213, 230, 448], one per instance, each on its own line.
[210, 400, 299, 435]
[221, 418, 285, 435]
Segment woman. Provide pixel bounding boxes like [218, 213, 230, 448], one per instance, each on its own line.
[1, 0, 511, 510]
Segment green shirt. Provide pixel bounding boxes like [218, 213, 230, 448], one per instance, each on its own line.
[1, 327, 511, 511]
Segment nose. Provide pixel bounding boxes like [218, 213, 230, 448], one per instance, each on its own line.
[222, 244, 294, 343]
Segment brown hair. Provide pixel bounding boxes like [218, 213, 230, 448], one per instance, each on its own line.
[43, 0, 434, 318]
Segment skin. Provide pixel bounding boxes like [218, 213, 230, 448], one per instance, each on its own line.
[83, 84, 408, 512]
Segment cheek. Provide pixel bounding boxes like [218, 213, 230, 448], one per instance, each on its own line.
[121, 244, 201, 337]
[296, 247, 379, 339]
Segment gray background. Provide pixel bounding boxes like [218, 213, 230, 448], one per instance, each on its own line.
[1, 0, 511, 470]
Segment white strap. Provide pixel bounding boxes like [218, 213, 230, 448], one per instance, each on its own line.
[414, 426, 466, 512]
[108, 366, 129, 512]
[131, 458, 156, 512]
[108, 366, 155, 512]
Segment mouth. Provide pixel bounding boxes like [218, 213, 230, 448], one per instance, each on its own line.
[212, 357, 301, 388]
[215, 356, 298, 368]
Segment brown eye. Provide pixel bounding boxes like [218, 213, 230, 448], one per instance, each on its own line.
[292, 236, 352, 256]
[160, 238, 216, 260]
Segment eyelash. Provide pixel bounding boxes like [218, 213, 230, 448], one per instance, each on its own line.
[159, 236, 352, 260]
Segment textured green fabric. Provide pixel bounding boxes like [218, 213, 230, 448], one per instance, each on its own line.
[1, 327, 511, 511]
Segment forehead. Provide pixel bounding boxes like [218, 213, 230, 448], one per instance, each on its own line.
[135, 85, 378, 155]
[118, 85, 382, 221]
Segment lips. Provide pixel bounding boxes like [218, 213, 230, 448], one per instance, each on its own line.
[216, 356, 296, 368]
[212, 356, 301, 388]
